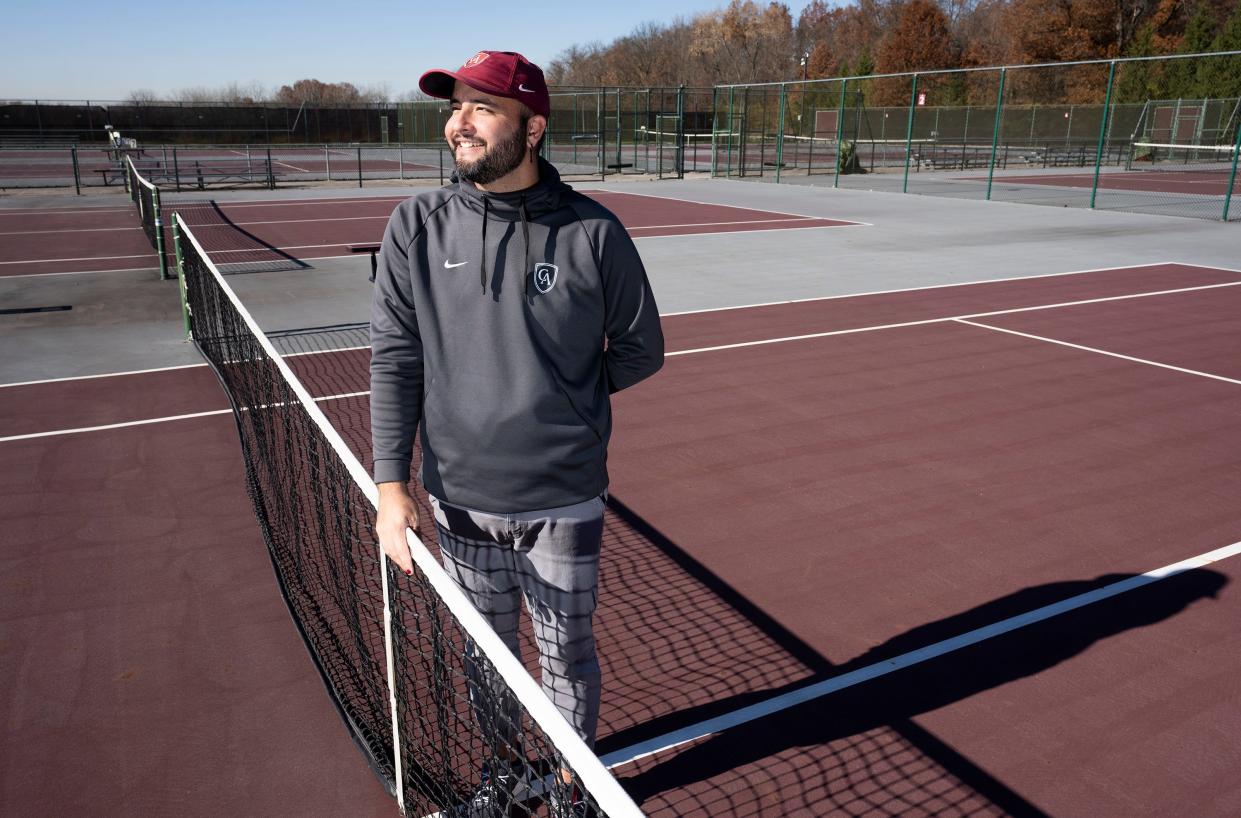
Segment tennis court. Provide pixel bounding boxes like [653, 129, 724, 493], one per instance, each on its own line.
[3, 174, 1240, 817]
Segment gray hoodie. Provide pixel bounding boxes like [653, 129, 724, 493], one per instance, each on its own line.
[370, 159, 664, 513]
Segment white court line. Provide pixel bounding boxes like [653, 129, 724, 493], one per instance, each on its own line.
[0, 390, 368, 442]
[0, 226, 144, 236]
[0, 214, 832, 238]
[628, 216, 817, 230]
[0, 362, 207, 389]
[0, 206, 134, 217]
[0, 252, 153, 266]
[0, 264, 163, 279]
[0, 409, 232, 442]
[634, 223, 864, 240]
[956, 318, 1241, 385]
[14, 276, 1237, 402]
[600, 539, 1241, 771]
[661, 261, 1237, 318]
[0, 341, 366, 388]
[667, 279, 1241, 358]
[580, 187, 838, 222]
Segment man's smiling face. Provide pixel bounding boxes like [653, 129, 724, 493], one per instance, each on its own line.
[445, 80, 530, 186]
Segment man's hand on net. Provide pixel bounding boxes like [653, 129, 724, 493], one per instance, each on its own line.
[376, 481, 420, 576]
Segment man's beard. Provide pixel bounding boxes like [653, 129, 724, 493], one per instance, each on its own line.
[454, 117, 528, 185]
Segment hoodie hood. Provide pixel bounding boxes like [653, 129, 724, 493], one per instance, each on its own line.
[450, 157, 571, 220]
[449, 157, 572, 293]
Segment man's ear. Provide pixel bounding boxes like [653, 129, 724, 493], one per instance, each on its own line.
[528, 114, 547, 149]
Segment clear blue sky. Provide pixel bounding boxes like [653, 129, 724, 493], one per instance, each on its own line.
[4, 0, 818, 100]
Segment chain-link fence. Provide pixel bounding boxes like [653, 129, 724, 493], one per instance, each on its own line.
[715, 51, 1241, 221]
[6, 53, 1238, 219]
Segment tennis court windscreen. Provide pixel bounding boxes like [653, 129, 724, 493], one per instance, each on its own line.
[173, 213, 643, 818]
[125, 156, 170, 279]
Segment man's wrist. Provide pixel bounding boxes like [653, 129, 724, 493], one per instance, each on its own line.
[377, 480, 412, 499]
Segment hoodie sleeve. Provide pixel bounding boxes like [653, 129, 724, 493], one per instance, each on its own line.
[599, 220, 664, 394]
[369, 201, 424, 485]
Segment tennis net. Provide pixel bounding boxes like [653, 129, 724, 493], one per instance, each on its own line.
[124, 155, 170, 279]
[1127, 142, 1240, 175]
[172, 212, 643, 818]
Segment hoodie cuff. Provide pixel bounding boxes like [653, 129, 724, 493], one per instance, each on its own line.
[373, 458, 413, 485]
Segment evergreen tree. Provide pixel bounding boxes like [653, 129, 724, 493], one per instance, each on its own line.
[1115, 26, 1156, 104]
[1199, 3, 1241, 100]
[1165, 5, 1219, 99]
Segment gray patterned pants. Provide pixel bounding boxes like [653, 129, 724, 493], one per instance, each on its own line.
[431, 494, 605, 747]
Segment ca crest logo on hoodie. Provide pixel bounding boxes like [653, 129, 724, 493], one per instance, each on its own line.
[533, 263, 558, 294]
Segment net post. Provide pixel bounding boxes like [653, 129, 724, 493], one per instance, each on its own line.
[171, 215, 190, 339]
[71, 146, 81, 195]
[1090, 61, 1117, 210]
[173, 147, 181, 192]
[1223, 123, 1241, 222]
[357, 145, 363, 188]
[986, 68, 1007, 201]
[266, 148, 275, 190]
[325, 145, 332, 181]
[151, 187, 169, 280]
[834, 79, 847, 189]
[903, 74, 919, 193]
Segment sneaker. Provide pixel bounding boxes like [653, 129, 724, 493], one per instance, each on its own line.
[454, 758, 536, 818]
[547, 792, 598, 818]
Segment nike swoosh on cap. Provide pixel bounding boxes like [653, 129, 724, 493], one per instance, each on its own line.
[444, 260, 469, 268]
[518, 84, 534, 93]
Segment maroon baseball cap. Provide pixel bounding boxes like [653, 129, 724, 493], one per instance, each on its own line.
[419, 51, 550, 119]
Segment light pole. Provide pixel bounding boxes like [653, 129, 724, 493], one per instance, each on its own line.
[799, 50, 811, 133]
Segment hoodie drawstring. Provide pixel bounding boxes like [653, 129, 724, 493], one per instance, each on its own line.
[519, 194, 530, 298]
[480, 197, 489, 293]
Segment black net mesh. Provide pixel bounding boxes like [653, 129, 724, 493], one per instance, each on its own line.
[176, 216, 640, 818]
[125, 157, 169, 278]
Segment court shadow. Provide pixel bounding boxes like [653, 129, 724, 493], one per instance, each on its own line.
[598, 498, 1227, 818]
[169, 200, 310, 275]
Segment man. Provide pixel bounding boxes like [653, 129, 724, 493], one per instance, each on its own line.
[370, 51, 664, 816]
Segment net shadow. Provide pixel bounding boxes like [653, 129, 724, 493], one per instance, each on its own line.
[173, 199, 311, 275]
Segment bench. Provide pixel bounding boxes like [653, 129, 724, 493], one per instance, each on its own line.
[349, 244, 382, 281]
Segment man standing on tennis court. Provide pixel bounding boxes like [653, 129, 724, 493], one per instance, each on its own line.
[370, 51, 663, 816]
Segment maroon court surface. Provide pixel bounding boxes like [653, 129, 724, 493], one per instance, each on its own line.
[0, 190, 858, 277]
[6, 261, 1241, 816]
[979, 168, 1240, 196]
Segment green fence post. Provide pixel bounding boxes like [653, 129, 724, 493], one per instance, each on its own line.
[740, 87, 749, 177]
[986, 68, 1007, 201]
[151, 188, 169, 280]
[775, 83, 787, 183]
[1090, 61, 1117, 210]
[726, 87, 735, 178]
[676, 84, 686, 179]
[357, 145, 363, 188]
[714, 86, 724, 176]
[71, 147, 81, 195]
[833, 79, 848, 189]
[615, 87, 623, 171]
[171, 217, 190, 339]
[1222, 123, 1241, 222]
[903, 74, 919, 194]
[597, 90, 606, 178]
